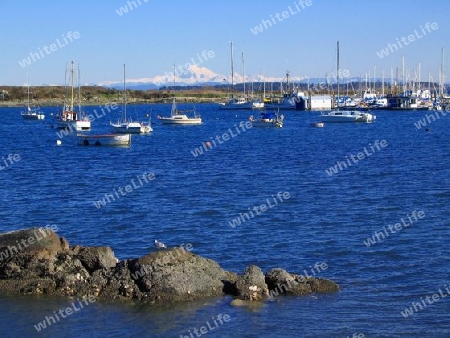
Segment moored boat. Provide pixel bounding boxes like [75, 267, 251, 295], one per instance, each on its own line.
[249, 109, 284, 128]
[158, 99, 202, 125]
[21, 77, 45, 120]
[320, 110, 376, 123]
[111, 64, 152, 134]
[55, 61, 91, 131]
[320, 42, 376, 123]
[77, 133, 131, 147]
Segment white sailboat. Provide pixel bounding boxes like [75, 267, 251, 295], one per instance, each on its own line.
[157, 65, 202, 125]
[158, 99, 202, 125]
[320, 42, 376, 123]
[219, 42, 263, 110]
[55, 61, 91, 130]
[111, 64, 152, 134]
[21, 76, 45, 120]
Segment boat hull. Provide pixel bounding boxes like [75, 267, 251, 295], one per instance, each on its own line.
[251, 120, 283, 128]
[21, 113, 45, 120]
[77, 134, 131, 147]
[56, 120, 91, 130]
[159, 116, 202, 125]
[111, 122, 152, 134]
[320, 111, 375, 123]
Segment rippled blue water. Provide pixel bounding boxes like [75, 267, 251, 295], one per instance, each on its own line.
[0, 104, 449, 337]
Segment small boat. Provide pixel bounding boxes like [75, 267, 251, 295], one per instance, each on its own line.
[21, 106, 45, 120]
[219, 97, 263, 110]
[111, 64, 152, 134]
[21, 78, 45, 120]
[158, 99, 202, 125]
[263, 72, 307, 111]
[320, 110, 375, 123]
[77, 133, 131, 147]
[55, 61, 91, 131]
[320, 42, 376, 123]
[218, 42, 264, 110]
[249, 109, 284, 128]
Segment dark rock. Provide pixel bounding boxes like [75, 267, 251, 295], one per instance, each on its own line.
[265, 268, 339, 297]
[129, 247, 236, 302]
[0, 228, 63, 257]
[309, 277, 340, 293]
[74, 246, 118, 273]
[0, 228, 339, 304]
[235, 265, 269, 301]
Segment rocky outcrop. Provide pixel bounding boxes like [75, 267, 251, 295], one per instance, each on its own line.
[0, 228, 339, 304]
[128, 248, 238, 302]
[235, 265, 269, 301]
[265, 268, 339, 297]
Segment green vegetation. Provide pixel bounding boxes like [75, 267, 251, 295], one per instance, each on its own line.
[0, 85, 230, 106]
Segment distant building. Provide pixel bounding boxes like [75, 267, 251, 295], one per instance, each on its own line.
[310, 95, 332, 110]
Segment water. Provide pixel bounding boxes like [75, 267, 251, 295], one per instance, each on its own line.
[0, 104, 449, 337]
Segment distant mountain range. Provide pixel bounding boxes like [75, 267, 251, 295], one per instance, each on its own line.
[96, 65, 445, 91]
[97, 65, 311, 90]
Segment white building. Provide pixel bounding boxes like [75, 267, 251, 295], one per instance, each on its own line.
[310, 95, 332, 110]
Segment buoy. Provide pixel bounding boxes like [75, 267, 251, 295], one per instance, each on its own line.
[56, 140, 62, 146]
[205, 141, 212, 148]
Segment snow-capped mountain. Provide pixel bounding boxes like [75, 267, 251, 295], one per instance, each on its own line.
[98, 65, 229, 90]
[97, 65, 306, 90]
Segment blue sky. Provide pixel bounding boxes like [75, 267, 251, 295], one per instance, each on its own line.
[1, 0, 449, 86]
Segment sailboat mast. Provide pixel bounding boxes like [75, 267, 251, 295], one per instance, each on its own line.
[402, 55, 405, 93]
[337, 41, 339, 109]
[440, 48, 444, 98]
[123, 64, 127, 121]
[78, 65, 82, 112]
[242, 52, 245, 98]
[26, 74, 30, 109]
[70, 61, 75, 111]
[230, 41, 234, 98]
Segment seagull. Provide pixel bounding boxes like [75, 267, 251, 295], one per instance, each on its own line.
[154, 239, 167, 249]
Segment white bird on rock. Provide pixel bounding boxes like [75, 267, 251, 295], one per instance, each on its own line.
[154, 239, 167, 249]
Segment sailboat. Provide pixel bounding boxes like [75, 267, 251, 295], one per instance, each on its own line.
[158, 99, 202, 125]
[219, 42, 263, 110]
[55, 61, 91, 130]
[157, 65, 202, 125]
[21, 76, 45, 120]
[249, 109, 284, 128]
[110, 64, 152, 134]
[320, 42, 376, 123]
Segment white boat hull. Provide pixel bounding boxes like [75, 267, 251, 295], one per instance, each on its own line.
[218, 102, 258, 110]
[111, 122, 152, 134]
[159, 99, 202, 125]
[158, 115, 202, 125]
[250, 111, 284, 128]
[21, 112, 45, 120]
[320, 111, 376, 123]
[251, 120, 283, 128]
[77, 134, 131, 147]
[56, 120, 91, 130]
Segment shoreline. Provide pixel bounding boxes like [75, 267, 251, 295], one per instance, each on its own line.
[0, 97, 222, 108]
